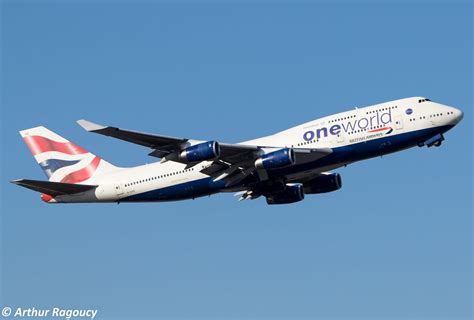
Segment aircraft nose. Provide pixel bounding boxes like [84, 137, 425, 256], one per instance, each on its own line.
[453, 108, 464, 124]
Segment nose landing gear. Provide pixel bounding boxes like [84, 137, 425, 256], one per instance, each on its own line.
[419, 133, 445, 148]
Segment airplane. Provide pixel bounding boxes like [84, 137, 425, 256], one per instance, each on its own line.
[12, 97, 463, 205]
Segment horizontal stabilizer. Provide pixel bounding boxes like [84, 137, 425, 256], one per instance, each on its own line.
[11, 179, 97, 196]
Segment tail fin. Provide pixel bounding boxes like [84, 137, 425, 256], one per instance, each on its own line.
[20, 126, 118, 183]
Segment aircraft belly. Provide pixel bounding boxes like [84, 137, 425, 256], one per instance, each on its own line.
[121, 178, 226, 202]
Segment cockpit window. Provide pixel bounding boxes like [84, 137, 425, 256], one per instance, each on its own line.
[418, 98, 431, 103]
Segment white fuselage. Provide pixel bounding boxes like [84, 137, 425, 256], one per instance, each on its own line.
[52, 97, 463, 203]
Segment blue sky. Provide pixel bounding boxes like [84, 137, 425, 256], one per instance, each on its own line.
[1, 1, 472, 319]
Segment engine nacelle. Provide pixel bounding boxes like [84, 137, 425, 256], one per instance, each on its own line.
[266, 184, 305, 205]
[303, 173, 342, 194]
[179, 141, 220, 162]
[255, 148, 295, 170]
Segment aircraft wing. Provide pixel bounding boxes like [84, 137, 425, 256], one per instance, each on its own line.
[77, 119, 332, 186]
[77, 119, 262, 164]
[77, 119, 188, 153]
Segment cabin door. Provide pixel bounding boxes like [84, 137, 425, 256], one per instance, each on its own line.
[394, 116, 403, 130]
[115, 183, 124, 196]
[337, 132, 345, 143]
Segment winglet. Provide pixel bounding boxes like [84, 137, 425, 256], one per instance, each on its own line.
[77, 119, 107, 132]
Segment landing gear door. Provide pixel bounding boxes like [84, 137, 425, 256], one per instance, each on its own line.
[394, 116, 403, 130]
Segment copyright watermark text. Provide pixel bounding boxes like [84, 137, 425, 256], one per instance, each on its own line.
[1, 307, 97, 319]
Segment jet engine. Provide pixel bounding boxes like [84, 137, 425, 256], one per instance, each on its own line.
[255, 148, 295, 170]
[266, 184, 305, 205]
[179, 141, 220, 162]
[303, 173, 342, 194]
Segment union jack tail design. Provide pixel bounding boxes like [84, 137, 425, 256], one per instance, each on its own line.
[20, 126, 118, 184]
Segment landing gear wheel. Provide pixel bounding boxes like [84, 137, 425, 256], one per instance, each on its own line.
[433, 140, 442, 147]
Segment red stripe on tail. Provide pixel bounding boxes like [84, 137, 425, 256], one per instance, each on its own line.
[23, 135, 88, 156]
[60, 156, 101, 184]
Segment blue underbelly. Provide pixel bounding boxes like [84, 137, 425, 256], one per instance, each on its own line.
[121, 177, 226, 202]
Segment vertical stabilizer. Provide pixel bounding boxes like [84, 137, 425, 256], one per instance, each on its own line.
[20, 126, 118, 183]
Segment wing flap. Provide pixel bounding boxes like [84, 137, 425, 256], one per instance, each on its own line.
[11, 179, 97, 196]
